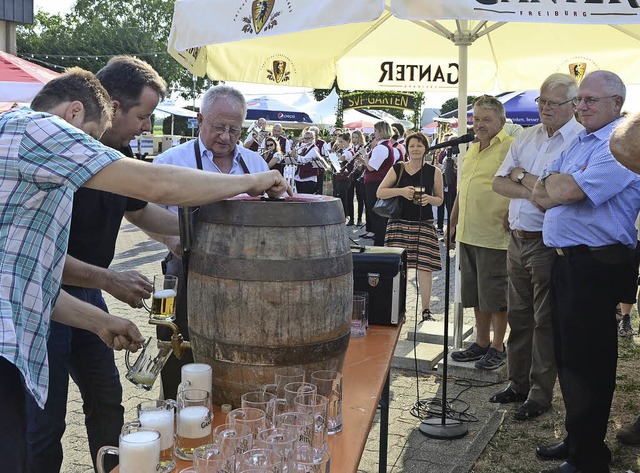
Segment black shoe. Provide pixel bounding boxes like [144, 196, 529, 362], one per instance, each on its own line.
[421, 308, 435, 322]
[536, 440, 568, 461]
[540, 462, 583, 473]
[617, 415, 640, 445]
[346, 219, 354, 226]
[474, 346, 507, 370]
[489, 386, 527, 404]
[450, 342, 489, 362]
[513, 399, 547, 421]
[357, 220, 363, 226]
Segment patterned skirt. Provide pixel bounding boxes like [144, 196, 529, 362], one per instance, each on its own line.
[384, 219, 443, 272]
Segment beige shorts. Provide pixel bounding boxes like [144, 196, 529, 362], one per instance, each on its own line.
[459, 242, 507, 313]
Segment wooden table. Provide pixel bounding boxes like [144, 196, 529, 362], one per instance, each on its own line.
[112, 323, 403, 473]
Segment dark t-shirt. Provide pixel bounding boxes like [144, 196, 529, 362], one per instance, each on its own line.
[393, 162, 436, 222]
[66, 145, 147, 268]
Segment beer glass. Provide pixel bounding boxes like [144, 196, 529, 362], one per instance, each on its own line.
[262, 367, 305, 399]
[354, 290, 369, 331]
[212, 423, 253, 459]
[283, 382, 317, 414]
[179, 362, 213, 395]
[136, 400, 177, 472]
[413, 186, 426, 205]
[237, 448, 284, 473]
[310, 370, 342, 434]
[288, 444, 330, 473]
[143, 274, 178, 321]
[255, 428, 297, 462]
[175, 388, 213, 460]
[124, 336, 172, 390]
[294, 393, 329, 456]
[241, 391, 277, 428]
[275, 412, 314, 449]
[193, 444, 236, 473]
[97, 425, 160, 473]
[226, 407, 267, 440]
[351, 294, 367, 338]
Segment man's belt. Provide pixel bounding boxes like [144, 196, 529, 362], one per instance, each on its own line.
[555, 244, 629, 257]
[511, 229, 543, 239]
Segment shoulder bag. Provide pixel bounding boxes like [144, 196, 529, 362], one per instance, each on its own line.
[372, 164, 405, 219]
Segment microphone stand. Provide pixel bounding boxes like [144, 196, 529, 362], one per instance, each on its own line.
[419, 144, 468, 440]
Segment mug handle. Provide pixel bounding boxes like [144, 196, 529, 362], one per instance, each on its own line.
[261, 383, 278, 396]
[177, 380, 191, 394]
[125, 337, 151, 371]
[96, 445, 118, 473]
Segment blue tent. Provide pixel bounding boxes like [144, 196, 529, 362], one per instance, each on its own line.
[245, 96, 313, 124]
[441, 90, 540, 126]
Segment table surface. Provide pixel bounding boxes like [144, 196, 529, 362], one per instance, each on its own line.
[111, 323, 403, 473]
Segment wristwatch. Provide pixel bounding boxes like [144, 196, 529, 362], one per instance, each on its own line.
[540, 170, 559, 182]
[516, 170, 527, 183]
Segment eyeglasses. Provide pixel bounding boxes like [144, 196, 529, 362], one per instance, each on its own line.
[201, 116, 242, 136]
[575, 95, 618, 106]
[535, 97, 576, 109]
[303, 136, 314, 140]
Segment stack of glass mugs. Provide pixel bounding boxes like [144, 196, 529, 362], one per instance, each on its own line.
[99, 364, 340, 472]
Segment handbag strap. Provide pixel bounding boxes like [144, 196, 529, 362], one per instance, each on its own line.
[394, 163, 405, 188]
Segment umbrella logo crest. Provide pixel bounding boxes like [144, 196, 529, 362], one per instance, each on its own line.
[267, 60, 289, 83]
[241, 0, 281, 35]
[569, 63, 587, 83]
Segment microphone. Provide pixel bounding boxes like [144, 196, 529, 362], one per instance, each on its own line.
[428, 132, 475, 151]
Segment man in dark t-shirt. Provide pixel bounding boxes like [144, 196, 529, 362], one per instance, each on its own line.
[25, 56, 180, 473]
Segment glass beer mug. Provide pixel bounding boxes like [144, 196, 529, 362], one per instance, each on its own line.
[142, 274, 178, 321]
[96, 424, 161, 473]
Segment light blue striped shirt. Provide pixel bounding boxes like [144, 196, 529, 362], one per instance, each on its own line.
[542, 118, 640, 248]
[0, 108, 122, 407]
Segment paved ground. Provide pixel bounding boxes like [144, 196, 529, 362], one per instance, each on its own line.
[60, 211, 504, 473]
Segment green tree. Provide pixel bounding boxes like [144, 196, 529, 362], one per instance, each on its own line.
[440, 95, 477, 115]
[17, 0, 208, 100]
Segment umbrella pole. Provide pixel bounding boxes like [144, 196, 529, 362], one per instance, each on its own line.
[420, 33, 470, 440]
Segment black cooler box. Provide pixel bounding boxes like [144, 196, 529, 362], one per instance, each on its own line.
[352, 246, 407, 326]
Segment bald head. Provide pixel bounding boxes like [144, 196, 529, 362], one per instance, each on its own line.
[610, 112, 640, 174]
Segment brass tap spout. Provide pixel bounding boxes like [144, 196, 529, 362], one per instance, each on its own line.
[149, 318, 192, 360]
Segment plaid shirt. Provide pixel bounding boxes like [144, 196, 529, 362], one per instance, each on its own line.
[0, 107, 123, 407]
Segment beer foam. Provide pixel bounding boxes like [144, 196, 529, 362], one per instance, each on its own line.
[178, 405, 212, 438]
[153, 289, 176, 299]
[123, 430, 159, 444]
[140, 409, 174, 450]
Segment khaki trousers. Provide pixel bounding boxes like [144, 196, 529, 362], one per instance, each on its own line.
[506, 234, 557, 407]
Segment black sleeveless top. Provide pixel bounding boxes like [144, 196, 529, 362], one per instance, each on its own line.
[393, 161, 436, 222]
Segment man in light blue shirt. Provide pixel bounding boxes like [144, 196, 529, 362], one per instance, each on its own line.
[152, 84, 268, 399]
[491, 73, 583, 422]
[533, 71, 640, 473]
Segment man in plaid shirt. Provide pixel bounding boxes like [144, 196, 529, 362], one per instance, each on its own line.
[0, 68, 290, 472]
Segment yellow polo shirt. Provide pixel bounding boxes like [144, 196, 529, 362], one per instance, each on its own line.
[457, 129, 513, 250]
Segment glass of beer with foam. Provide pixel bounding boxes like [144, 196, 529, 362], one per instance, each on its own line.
[144, 275, 178, 321]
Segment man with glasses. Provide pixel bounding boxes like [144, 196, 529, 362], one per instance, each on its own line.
[491, 74, 583, 422]
[533, 71, 640, 473]
[152, 84, 269, 399]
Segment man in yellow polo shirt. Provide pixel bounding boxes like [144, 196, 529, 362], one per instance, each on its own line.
[448, 95, 513, 370]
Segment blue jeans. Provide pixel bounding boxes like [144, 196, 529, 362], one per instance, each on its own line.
[25, 287, 124, 473]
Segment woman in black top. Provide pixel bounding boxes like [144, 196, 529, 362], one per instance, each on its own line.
[377, 132, 444, 321]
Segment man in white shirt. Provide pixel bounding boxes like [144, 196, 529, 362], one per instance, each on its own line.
[491, 73, 583, 421]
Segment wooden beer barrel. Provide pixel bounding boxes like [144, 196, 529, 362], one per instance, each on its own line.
[187, 195, 352, 407]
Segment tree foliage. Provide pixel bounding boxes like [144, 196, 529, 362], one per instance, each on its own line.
[440, 95, 477, 115]
[17, 0, 208, 100]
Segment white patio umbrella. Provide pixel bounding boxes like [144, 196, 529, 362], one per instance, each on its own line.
[168, 0, 640, 136]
